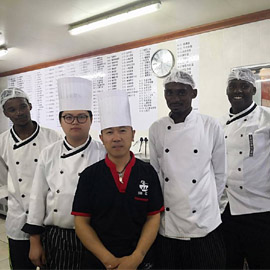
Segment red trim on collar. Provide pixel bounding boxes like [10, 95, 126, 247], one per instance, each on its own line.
[105, 152, 136, 193]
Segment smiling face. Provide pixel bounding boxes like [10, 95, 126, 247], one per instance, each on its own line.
[3, 97, 32, 127]
[164, 82, 197, 122]
[227, 79, 256, 114]
[60, 110, 92, 146]
[99, 126, 135, 160]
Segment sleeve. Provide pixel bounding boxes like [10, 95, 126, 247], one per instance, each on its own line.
[22, 151, 49, 234]
[0, 155, 8, 199]
[149, 123, 160, 175]
[211, 121, 227, 203]
[71, 168, 94, 217]
[147, 165, 164, 216]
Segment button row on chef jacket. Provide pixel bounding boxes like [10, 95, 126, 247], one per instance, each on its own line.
[225, 185, 243, 189]
[165, 207, 196, 214]
[165, 149, 199, 153]
[225, 134, 244, 139]
[16, 159, 38, 165]
[165, 177, 197, 184]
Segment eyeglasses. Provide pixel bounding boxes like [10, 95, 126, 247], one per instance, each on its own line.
[61, 114, 89, 124]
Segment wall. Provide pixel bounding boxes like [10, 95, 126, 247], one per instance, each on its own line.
[1, 19, 270, 141]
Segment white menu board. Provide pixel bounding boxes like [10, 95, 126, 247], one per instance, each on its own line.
[7, 37, 199, 131]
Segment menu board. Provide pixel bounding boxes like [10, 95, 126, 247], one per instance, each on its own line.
[7, 37, 199, 131]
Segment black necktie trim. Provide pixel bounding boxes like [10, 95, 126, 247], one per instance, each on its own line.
[61, 137, 92, 158]
[226, 104, 257, 125]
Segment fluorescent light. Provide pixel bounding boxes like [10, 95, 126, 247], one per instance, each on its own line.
[69, 0, 161, 35]
[0, 46, 8, 57]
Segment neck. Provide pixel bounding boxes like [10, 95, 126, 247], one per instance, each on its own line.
[108, 152, 131, 172]
[231, 102, 253, 114]
[66, 136, 88, 148]
[171, 107, 192, 123]
[13, 121, 36, 140]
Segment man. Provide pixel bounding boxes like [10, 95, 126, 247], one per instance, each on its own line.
[72, 90, 164, 269]
[0, 88, 61, 269]
[149, 69, 226, 269]
[220, 68, 270, 269]
[22, 77, 106, 269]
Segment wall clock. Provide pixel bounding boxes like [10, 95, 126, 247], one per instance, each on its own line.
[151, 49, 175, 78]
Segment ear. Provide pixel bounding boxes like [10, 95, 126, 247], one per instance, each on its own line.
[192, 89, 198, 99]
[99, 134, 104, 144]
[132, 129, 136, 141]
[252, 87, 256, 96]
[3, 109, 8, 118]
[28, 102, 33, 111]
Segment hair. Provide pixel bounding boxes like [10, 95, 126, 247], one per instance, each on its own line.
[59, 110, 93, 122]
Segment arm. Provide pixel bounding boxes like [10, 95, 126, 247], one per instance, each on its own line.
[211, 122, 227, 202]
[74, 216, 120, 269]
[117, 213, 160, 270]
[0, 155, 8, 199]
[149, 124, 160, 174]
[29, 234, 46, 267]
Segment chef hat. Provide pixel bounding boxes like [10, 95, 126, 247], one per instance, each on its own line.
[163, 69, 195, 89]
[228, 68, 256, 87]
[98, 90, 132, 130]
[57, 77, 92, 112]
[0, 87, 29, 107]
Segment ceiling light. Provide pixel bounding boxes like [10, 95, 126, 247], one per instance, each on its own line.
[69, 0, 161, 35]
[0, 46, 8, 57]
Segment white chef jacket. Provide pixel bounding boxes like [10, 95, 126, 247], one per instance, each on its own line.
[149, 110, 226, 239]
[0, 122, 61, 240]
[220, 102, 270, 215]
[25, 136, 106, 230]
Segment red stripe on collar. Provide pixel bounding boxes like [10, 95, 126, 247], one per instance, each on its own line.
[105, 152, 136, 193]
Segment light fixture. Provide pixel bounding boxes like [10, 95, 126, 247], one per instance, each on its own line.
[0, 46, 8, 57]
[69, 0, 161, 35]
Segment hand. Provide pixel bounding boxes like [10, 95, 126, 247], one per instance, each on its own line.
[117, 253, 143, 270]
[29, 235, 46, 267]
[102, 254, 120, 270]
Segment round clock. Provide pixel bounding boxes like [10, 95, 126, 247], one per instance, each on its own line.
[151, 49, 175, 78]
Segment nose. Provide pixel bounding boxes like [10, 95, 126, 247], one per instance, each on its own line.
[15, 109, 23, 115]
[112, 132, 121, 141]
[72, 116, 79, 124]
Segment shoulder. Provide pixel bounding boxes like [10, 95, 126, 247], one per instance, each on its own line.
[0, 129, 10, 140]
[149, 116, 170, 131]
[197, 112, 223, 128]
[39, 140, 63, 159]
[134, 159, 158, 176]
[81, 159, 106, 176]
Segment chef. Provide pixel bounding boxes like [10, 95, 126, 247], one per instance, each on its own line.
[220, 68, 270, 269]
[22, 77, 106, 269]
[72, 90, 164, 269]
[0, 87, 61, 269]
[149, 69, 226, 269]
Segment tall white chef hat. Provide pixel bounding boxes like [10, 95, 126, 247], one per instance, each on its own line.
[163, 68, 195, 89]
[57, 77, 92, 111]
[1, 87, 29, 107]
[228, 68, 256, 87]
[98, 90, 132, 130]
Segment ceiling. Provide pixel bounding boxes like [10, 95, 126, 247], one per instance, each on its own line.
[0, 0, 270, 74]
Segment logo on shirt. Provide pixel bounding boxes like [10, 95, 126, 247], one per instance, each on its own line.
[138, 180, 148, 195]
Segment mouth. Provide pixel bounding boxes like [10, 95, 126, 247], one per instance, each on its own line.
[112, 145, 123, 149]
[232, 96, 243, 100]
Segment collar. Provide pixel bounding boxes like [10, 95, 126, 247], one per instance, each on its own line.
[226, 102, 257, 125]
[105, 151, 136, 193]
[12, 121, 40, 150]
[168, 109, 196, 124]
[61, 136, 92, 158]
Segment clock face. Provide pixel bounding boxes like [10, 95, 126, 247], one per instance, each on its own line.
[151, 49, 175, 78]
